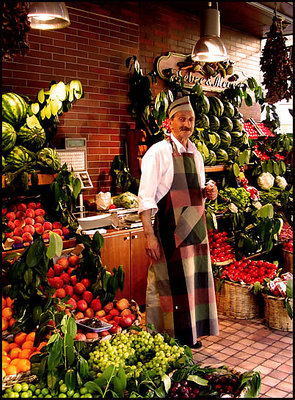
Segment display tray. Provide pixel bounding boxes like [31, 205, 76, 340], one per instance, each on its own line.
[76, 318, 113, 332]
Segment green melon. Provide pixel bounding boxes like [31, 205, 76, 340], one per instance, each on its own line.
[37, 148, 61, 172]
[231, 131, 244, 147]
[2, 156, 6, 169]
[220, 116, 233, 132]
[208, 96, 224, 117]
[222, 100, 235, 118]
[204, 150, 217, 166]
[204, 131, 221, 151]
[2, 121, 17, 153]
[208, 115, 220, 131]
[232, 118, 244, 132]
[192, 94, 210, 114]
[17, 123, 46, 151]
[195, 114, 210, 130]
[215, 149, 229, 164]
[2, 93, 28, 127]
[218, 130, 232, 149]
[5, 146, 34, 171]
[227, 146, 240, 161]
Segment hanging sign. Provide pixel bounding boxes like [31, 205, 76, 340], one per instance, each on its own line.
[156, 52, 247, 92]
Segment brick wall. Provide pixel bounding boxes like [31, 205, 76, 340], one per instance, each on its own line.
[2, 1, 262, 198]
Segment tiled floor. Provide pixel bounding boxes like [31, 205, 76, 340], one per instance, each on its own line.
[140, 312, 293, 398]
[192, 315, 293, 398]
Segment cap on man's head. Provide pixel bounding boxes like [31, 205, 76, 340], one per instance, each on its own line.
[168, 96, 194, 119]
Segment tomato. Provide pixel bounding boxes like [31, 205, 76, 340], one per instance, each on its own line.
[108, 204, 116, 210]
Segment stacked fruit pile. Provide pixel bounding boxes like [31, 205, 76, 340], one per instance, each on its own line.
[49, 255, 138, 337]
[208, 229, 235, 264]
[3, 200, 71, 248]
[190, 95, 248, 166]
[220, 258, 278, 285]
[2, 297, 16, 332]
[283, 240, 293, 253]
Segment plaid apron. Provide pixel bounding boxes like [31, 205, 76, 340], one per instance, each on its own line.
[146, 140, 219, 346]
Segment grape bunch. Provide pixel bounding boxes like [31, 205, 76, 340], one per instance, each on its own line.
[88, 331, 185, 380]
[219, 187, 251, 209]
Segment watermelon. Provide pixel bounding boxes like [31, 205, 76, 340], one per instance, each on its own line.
[5, 146, 34, 171]
[204, 131, 221, 151]
[231, 131, 244, 147]
[208, 96, 224, 117]
[192, 94, 210, 114]
[220, 116, 233, 132]
[195, 114, 210, 130]
[222, 100, 235, 118]
[208, 115, 220, 131]
[215, 149, 229, 164]
[242, 131, 249, 145]
[2, 121, 17, 153]
[204, 150, 216, 166]
[17, 123, 46, 151]
[227, 146, 240, 161]
[2, 93, 28, 127]
[37, 148, 61, 172]
[232, 118, 243, 132]
[218, 130, 231, 149]
[2, 156, 6, 169]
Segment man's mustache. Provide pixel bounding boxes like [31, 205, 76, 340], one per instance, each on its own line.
[180, 128, 192, 131]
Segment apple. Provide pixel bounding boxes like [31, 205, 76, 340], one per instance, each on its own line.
[57, 257, 70, 269]
[43, 221, 52, 231]
[47, 268, 55, 278]
[25, 208, 35, 218]
[5, 232, 14, 238]
[66, 298, 77, 310]
[16, 211, 26, 219]
[35, 216, 45, 224]
[60, 272, 70, 284]
[120, 308, 132, 317]
[75, 312, 84, 320]
[54, 264, 64, 276]
[86, 332, 99, 340]
[34, 223, 44, 234]
[103, 302, 114, 314]
[9, 204, 17, 212]
[13, 227, 23, 236]
[105, 314, 113, 321]
[119, 315, 134, 328]
[113, 316, 121, 324]
[17, 203, 27, 212]
[2, 208, 7, 215]
[12, 236, 23, 244]
[51, 277, 64, 289]
[95, 310, 106, 318]
[74, 333, 86, 341]
[14, 219, 25, 228]
[82, 291, 93, 304]
[81, 278, 91, 288]
[25, 217, 35, 225]
[108, 308, 120, 317]
[85, 308, 94, 318]
[42, 232, 50, 242]
[68, 255, 80, 266]
[73, 294, 80, 301]
[70, 275, 77, 286]
[64, 285, 74, 297]
[74, 283, 86, 295]
[27, 202, 37, 210]
[109, 324, 122, 334]
[91, 299, 102, 311]
[116, 298, 130, 311]
[62, 227, 70, 236]
[52, 221, 62, 229]
[55, 288, 66, 298]
[23, 225, 35, 235]
[100, 330, 110, 337]
[6, 212, 16, 221]
[22, 232, 33, 242]
[52, 229, 63, 236]
[7, 221, 15, 230]
[77, 299, 88, 312]
[35, 208, 45, 217]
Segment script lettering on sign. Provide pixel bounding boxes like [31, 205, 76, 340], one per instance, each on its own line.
[156, 52, 247, 92]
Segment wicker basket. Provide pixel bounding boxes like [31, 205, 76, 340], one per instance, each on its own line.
[215, 280, 261, 319]
[282, 250, 293, 274]
[262, 293, 293, 331]
[2, 371, 37, 390]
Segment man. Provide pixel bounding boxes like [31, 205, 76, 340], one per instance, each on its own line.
[138, 96, 219, 348]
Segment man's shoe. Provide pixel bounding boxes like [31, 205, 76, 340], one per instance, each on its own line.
[192, 340, 202, 349]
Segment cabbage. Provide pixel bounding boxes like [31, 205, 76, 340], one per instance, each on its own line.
[112, 192, 139, 209]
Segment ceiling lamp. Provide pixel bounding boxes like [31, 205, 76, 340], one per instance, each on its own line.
[28, 2, 70, 30]
[192, 2, 227, 62]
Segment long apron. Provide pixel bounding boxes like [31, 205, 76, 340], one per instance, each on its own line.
[145, 141, 219, 346]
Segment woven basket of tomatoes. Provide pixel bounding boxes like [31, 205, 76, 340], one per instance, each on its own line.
[282, 240, 293, 274]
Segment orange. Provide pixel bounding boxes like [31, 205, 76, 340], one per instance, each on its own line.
[2, 318, 8, 331]
[2, 361, 9, 370]
[14, 332, 27, 346]
[2, 355, 11, 363]
[9, 347, 22, 359]
[2, 297, 6, 309]
[22, 341, 34, 350]
[2, 307, 13, 320]
[19, 349, 32, 359]
[2, 350, 8, 356]
[15, 358, 30, 373]
[37, 341, 47, 351]
[10, 358, 21, 366]
[6, 297, 14, 308]
[5, 364, 18, 375]
[26, 332, 36, 342]
[2, 369, 6, 378]
[8, 343, 19, 350]
[9, 318, 17, 328]
[2, 340, 10, 353]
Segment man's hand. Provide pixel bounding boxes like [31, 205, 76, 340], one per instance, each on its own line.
[204, 182, 218, 200]
[145, 233, 161, 261]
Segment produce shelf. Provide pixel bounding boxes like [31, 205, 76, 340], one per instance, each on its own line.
[2, 173, 57, 188]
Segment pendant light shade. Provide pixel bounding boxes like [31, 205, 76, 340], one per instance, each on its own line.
[192, 4, 227, 62]
[28, 2, 70, 30]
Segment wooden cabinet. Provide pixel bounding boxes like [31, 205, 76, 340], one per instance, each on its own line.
[100, 228, 150, 305]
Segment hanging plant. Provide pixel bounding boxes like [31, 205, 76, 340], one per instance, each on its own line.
[2, 2, 30, 61]
[260, 14, 293, 104]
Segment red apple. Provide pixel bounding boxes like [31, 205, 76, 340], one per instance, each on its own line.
[91, 299, 102, 311]
[74, 283, 86, 295]
[119, 315, 133, 328]
[66, 298, 77, 310]
[34, 223, 44, 234]
[121, 308, 132, 317]
[54, 264, 64, 276]
[35, 208, 45, 217]
[9, 204, 17, 212]
[85, 308, 94, 318]
[2, 207, 7, 215]
[81, 278, 91, 288]
[109, 324, 122, 334]
[70, 275, 77, 286]
[52, 229, 63, 236]
[16, 211, 26, 219]
[13, 227, 23, 236]
[60, 272, 70, 284]
[42, 232, 50, 242]
[43, 221, 52, 231]
[25, 208, 35, 218]
[74, 333, 86, 341]
[23, 225, 35, 235]
[7, 221, 15, 230]
[68, 255, 80, 266]
[108, 308, 120, 317]
[35, 216, 45, 224]
[100, 330, 110, 337]
[14, 219, 25, 228]
[62, 227, 70, 235]
[82, 291, 93, 304]
[17, 203, 27, 212]
[51, 277, 64, 289]
[77, 299, 88, 312]
[64, 285, 74, 297]
[5, 232, 14, 238]
[57, 257, 69, 269]
[22, 232, 33, 242]
[55, 288, 66, 298]
[103, 302, 114, 313]
[113, 316, 121, 324]
[27, 202, 37, 210]
[25, 217, 35, 225]
[52, 221, 62, 229]
[95, 310, 106, 318]
[12, 236, 23, 244]
[47, 268, 55, 278]
[6, 212, 16, 221]
[73, 294, 80, 301]
[116, 298, 130, 311]
[68, 267, 76, 275]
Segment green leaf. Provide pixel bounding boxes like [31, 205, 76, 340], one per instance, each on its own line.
[285, 300, 293, 319]
[78, 356, 89, 378]
[65, 368, 76, 390]
[155, 385, 166, 397]
[286, 279, 293, 299]
[233, 162, 240, 177]
[26, 114, 42, 129]
[92, 231, 104, 252]
[273, 161, 280, 176]
[47, 332, 59, 345]
[24, 269, 33, 285]
[256, 204, 273, 219]
[48, 336, 63, 371]
[101, 365, 116, 381]
[26, 238, 46, 267]
[187, 375, 209, 386]
[38, 89, 45, 104]
[245, 93, 253, 106]
[66, 316, 77, 338]
[85, 381, 103, 395]
[47, 369, 59, 391]
[161, 374, 171, 393]
[46, 231, 63, 259]
[266, 159, 273, 173]
[65, 337, 75, 367]
[76, 371, 82, 387]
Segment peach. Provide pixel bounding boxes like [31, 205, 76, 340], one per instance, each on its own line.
[68, 255, 80, 266]
[5, 232, 14, 238]
[85, 308, 94, 318]
[52, 229, 63, 236]
[52, 221, 62, 229]
[70, 275, 77, 286]
[73, 294, 80, 301]
[77, 299, 88, 312]
[42, 232, 50, 242]
[103, 302, 114, 314]
[100, 330, 110, 337]
[34, 223, 44, 234]
[25, 208, 35, 218]
[80, 278, 91, 288]
[108, 308, 120, 317]
[35, 208, 45, 217]
[75, 312, 84, 320]
[12, 236, 23, 244]
[57, 257, 69, 269]
[16, 211, 26, 219]
[6, 212, 16, 221]
[17, 203, 27, 212]
[27, 202, 37, 210]
[62, 227, 70, 235]
[23, 225, 35, 235]
[22, 232, 34, 242]
[51, 277, 64, 289]
[85, 332, 99, 340]
[25, 217, 35, 225]
[74, 283, 86, 295]
[66, 298, 77, 310]
[23, 242, 31, 247]
[60, 272, 70, 284]
[54, 264, 64, 276]
[14, 227, 23, 236]
[91, 299, 102, 312]
[74, 333, 86, 341]
[121, 308, 132, 317]
[43, 221, 52, 231]
[47, 268, 55, 278]
[7, 221, 15, 230]
[116, 298, 130, 311]
[55, 288, 66, 298]
[64, 285, 74, 297]
[14, 219, 25, 228]
[35, 216, 45, 224]
[82, 291, 93, 304]
[95, 310, 106, 318]
[109, 324, 122, 334]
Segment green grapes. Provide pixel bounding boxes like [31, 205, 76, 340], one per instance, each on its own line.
[88, 331, 185, 380]
[219, 187, 251, 209]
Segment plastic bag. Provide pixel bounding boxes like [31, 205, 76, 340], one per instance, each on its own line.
[96, 192, 112, 210]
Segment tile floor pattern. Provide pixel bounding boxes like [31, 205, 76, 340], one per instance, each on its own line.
[192, 315, 293, 398]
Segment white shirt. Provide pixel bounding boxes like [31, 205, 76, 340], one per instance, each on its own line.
[138, 133, 206, 215]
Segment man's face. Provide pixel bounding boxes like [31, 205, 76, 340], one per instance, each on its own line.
[168, 110, 195, 143]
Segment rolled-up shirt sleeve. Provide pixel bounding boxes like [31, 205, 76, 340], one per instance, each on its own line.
[138, 148, 160, 215]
